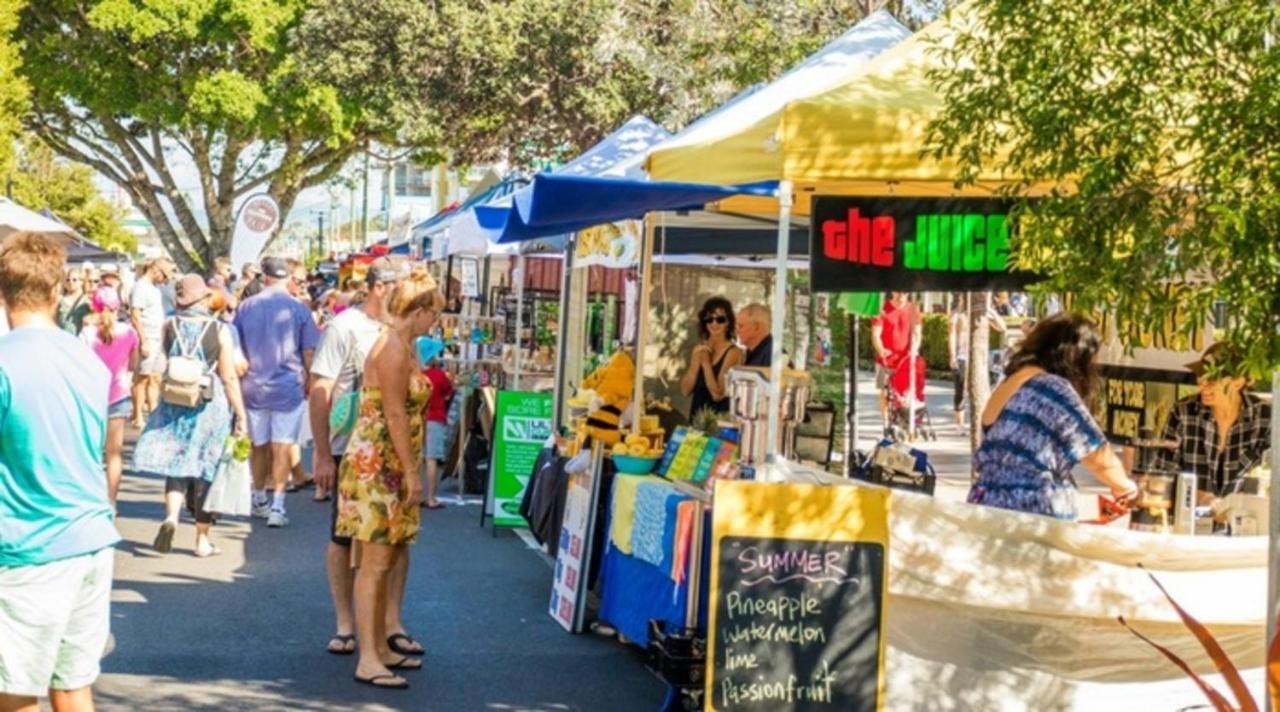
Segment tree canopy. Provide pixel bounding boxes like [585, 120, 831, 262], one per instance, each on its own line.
[19, 0, 429, 271]
[429, 0, 908, 167]
[926, 0, 1280, 378]
[0, 0, 28, 176]
[18, 1, 908, 270]
[10, 136, 135, 254]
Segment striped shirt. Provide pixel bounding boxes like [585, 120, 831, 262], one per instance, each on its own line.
[968, 372, 1107, 520]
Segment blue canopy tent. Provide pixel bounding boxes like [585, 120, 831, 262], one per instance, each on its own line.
[411, 174, 529, 259]
[473, 173, 778, 244]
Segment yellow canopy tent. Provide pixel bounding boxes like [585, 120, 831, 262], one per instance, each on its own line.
[646, 4, 1037, 218]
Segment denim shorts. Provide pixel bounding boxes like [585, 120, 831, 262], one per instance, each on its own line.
[107, 398, 133, 420]
[424, 421, 448, 461]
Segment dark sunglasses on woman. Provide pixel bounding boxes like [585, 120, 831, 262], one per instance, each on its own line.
[703, 315, 728, 324]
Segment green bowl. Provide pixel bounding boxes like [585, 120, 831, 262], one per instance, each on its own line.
[613, 455, 659, 474]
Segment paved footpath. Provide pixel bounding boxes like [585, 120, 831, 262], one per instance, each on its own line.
[100, 439, 663, 711]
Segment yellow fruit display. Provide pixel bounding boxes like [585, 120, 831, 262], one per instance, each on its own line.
[612, 443, 628, 457]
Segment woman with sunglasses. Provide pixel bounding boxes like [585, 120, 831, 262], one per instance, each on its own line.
[58, 268, 92, 335]
[681, 296, 743, 422]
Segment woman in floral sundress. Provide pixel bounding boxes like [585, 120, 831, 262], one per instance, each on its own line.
[335, 266, 443, 690]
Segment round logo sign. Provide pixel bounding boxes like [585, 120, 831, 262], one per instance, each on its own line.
[241, 196, 279, 233]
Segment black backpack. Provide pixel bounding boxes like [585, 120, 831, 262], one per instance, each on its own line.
[461, 423, 490, 495]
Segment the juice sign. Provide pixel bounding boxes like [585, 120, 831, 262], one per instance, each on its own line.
[809, 196, 1036, 293]
[820, 209, 1010, 273]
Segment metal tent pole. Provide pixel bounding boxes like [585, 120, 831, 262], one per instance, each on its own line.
[766, 181, 793, 466]
[1267, 370, 1280, 702]
[632, 216, 656, 434]
[848, 314, 859, 472]
[512, 253, 526, 391]
[552, 236, 576, 431]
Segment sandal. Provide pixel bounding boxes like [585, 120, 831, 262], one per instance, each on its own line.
[327, 634, 356, 656]
[421, 501, 445, 510]
[387, 633, 424, 656]
[153, 521, 175, 553]
[386, 656, 422, 671]
[194, 544, 222, 559]
[353, 673, 407, 689]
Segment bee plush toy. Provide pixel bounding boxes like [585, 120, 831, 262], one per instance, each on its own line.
[580, 350, 635, 446]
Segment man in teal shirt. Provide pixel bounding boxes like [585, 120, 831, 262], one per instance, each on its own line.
[0, 232, 118, 711]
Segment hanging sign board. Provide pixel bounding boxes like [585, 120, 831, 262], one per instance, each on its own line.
[459, 257, 481, 298]
[707, 480, 889, 712]
[809, 196, 1040, 293]
[549, 443, 605, 633]
[489, 390, 554, 528]
[1090, 296, 1211, 445]
[574, 220, 641, 269]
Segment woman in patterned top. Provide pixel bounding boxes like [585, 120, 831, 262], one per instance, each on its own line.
[968, 313, 1140, 520]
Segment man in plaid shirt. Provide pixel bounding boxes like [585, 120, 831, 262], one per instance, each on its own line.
[1154, 344, 1272, 495]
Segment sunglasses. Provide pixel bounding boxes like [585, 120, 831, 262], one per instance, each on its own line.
[703, 315, 728, 325]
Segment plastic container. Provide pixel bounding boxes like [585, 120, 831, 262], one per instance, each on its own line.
[613, 455, 659, 474]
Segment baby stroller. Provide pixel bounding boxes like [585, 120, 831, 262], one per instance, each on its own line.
[883, 353, 937, 442]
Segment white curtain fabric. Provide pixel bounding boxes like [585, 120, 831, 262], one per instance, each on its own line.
[877, 486, 1264, 708]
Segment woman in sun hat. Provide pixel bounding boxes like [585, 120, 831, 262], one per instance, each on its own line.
[134, 274, 249, 557]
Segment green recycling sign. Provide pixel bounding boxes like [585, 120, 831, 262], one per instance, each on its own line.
[490, 390, 554, 528]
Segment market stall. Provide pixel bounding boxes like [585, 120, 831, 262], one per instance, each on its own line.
[641, 4, 1274, 708]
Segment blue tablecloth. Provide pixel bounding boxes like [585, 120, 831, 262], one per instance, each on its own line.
[598, 505, 711, 647]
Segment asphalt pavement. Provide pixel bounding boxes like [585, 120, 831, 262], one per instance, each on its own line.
[99, 440, 664, 712]
[96, 378, 1107, 711]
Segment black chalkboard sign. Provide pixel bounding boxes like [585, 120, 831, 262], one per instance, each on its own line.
[710, 535, 885, 711]
[809, 196, 1041, 293]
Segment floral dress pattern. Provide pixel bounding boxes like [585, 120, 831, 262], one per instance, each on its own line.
[335, 371, 432, 544]
[134, 318, 231, 482]
[967, 372, 1106, 521]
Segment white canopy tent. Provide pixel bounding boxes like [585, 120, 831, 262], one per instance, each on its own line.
[0, 198, 78, 241]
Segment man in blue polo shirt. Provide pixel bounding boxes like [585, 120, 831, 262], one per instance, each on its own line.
[0, 232, 117, 710]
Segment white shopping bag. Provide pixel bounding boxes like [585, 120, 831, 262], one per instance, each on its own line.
[205, 447, 252, 517]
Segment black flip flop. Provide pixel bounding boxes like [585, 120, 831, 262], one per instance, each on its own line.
[326, 634, 356, 656]
[387, 633, 424, 656]
[353, 673, 408, 690]
[387, 656, 422, 671]
[421, 501, 446, 510]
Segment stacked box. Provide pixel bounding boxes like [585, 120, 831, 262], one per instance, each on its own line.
[656, 427, 688, 476]
[690, 437, 723, 482]
[667, 431, 708, 480]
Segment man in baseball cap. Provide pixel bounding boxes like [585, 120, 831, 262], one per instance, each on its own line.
[233, 256, 320, 528]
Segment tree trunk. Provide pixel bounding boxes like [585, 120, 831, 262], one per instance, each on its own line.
[203, 219, 234, 272]
[967, 292, 992, 481]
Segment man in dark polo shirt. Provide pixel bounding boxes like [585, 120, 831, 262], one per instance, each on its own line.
[737, 303, 774, 367]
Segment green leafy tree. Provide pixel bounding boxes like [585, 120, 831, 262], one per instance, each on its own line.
[608, 1, 914, 131]
[419, 0, 660, 168]
[423, 1, 920, 168]
[0, 0, 28, 176]
[10, 136, 136, 253]
[19, 0, 434, 271]
[926, 1, 1280, 378]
